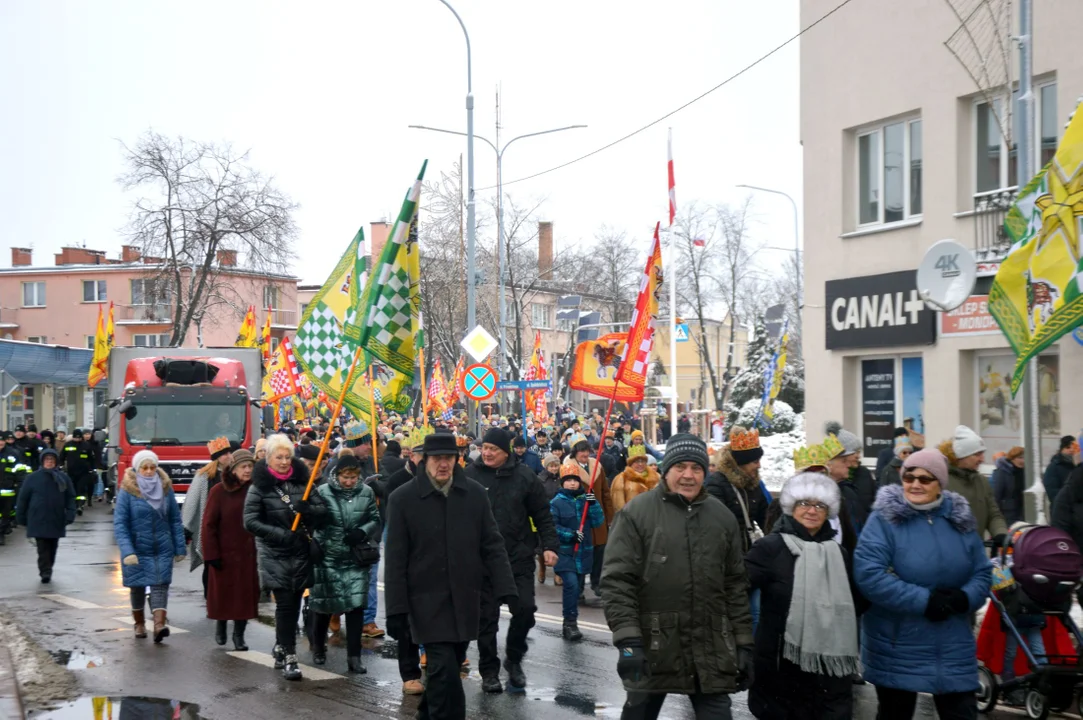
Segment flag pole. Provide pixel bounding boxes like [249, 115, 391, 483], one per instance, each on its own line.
[368, 366, 379, 473]
[667, 127, 679, 442]
[292, 345, 365, 531]
[572, 373, 622, 552]
[419, 346, 429, 428]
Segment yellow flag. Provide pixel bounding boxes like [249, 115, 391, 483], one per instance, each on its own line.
[235, 305, 258, 348]
[87, 305, 107, 388]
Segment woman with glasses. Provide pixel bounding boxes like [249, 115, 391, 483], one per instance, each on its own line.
[877, 435, 913, 487]
[855, 449, 991, 720]
[745, 472, 863, 719]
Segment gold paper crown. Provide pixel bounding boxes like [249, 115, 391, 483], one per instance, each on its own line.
[455, 435, 470, 448]
[729, 428, 761, 452]
[404, 426, 433, 449]
[628, 444, 647, 459]
[822, 434, 845, 459]
[207, 436, 230, 456]
[792, 434, 847, 471]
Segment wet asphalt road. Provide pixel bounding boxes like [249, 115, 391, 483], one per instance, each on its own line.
[0, 503, 1066, 719]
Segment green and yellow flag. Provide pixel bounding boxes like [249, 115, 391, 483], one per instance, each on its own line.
[989, 107, 1083, 395]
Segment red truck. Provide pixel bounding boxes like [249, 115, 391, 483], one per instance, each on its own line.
[98, 347, 263, 503]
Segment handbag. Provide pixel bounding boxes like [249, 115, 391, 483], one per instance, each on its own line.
[734, 488, 764, 547]
[272, 485, 323, 563]
[349, 540, 381, 568]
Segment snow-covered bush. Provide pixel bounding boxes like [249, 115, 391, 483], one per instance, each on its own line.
[733, 399, 796, 436]
[760, 421, 806, 492]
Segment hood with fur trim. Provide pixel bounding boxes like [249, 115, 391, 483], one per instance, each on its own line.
[121, 467, 172, 497]
[872, 484, 976, 534]
[717, 447, 760, 490]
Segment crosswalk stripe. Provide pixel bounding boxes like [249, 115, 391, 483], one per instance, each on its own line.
[110, 617, 189, 634]
[40, 594, 103, 610]
[226, 650, 344, 681]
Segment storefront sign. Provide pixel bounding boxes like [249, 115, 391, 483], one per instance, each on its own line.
[825, 271, 937, 350]
[861, 359, 896, 459]
[940, 295, 1000, 336]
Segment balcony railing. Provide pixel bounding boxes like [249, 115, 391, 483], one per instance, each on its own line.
[270, 308, 297, 327]
[973, 186, 1017, 257]
[116, 303, 173, 323]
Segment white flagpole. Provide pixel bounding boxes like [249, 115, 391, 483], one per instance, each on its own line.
[667, 128, 678, 440]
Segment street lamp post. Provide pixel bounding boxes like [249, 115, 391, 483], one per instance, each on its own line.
[435, 0, 477, 431]
[409, 123, 585, 396]
[736, 184, 802, 328]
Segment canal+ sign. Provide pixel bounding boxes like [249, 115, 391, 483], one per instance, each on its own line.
[825, 270, 937, 350]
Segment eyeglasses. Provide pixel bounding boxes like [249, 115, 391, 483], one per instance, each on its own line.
[795, 500, 829, 512]
[902, 472, 937, 485]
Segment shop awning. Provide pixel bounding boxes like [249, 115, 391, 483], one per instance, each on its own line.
[0, 340, 93, 386]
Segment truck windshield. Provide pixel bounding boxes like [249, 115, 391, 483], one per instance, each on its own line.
[124, 399, 247, 446]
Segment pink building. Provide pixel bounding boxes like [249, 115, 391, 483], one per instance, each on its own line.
[0, 245, 298, 430]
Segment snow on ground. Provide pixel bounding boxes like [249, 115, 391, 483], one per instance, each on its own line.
[760, 414, 805, 493]
[0, 609, 78, 709]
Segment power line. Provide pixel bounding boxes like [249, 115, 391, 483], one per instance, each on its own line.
[482, 0, 858, 191]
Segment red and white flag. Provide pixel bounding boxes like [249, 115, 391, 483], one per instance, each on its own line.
[668, 128, 676, 226]
[615, 223, 663, 397]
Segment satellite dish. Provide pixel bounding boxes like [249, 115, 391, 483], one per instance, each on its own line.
[916, 239, 977, 312]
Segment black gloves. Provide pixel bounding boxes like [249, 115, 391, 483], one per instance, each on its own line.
[500, 594, 520, 615]
[945, 588, 970, 615]
[924, 589, 955, 622]
[616, 639, 650, 683]
[206, 558, 222, 571]
[386, 614, 409, 641]
[293, 499, 312, 515]
[584, 492, 596, 504]
[291, 532, 310, 550]
[184, 529, 193, 544]
[345, 528, 369, 547]
[736, 645, 755, 692]
[991, 533, 1007, 558]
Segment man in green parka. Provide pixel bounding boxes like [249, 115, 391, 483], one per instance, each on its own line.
[601, 433, 753, 720]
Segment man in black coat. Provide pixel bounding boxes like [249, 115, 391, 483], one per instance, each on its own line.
[15, 449, 75, 582]
[12, 425, 43, 472]
[380, 440, 407, 477]
[384, 432, 517, 719]
[464, 428, 559, 693]
[60, 429, 96, 514]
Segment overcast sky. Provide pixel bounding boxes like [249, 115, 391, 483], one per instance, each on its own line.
[0, 0, 805, 286]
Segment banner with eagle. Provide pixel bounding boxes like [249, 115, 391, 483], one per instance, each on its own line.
[569, 332, 642, 401]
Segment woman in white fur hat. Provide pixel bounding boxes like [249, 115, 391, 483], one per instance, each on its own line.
[744, 472, 863, 719]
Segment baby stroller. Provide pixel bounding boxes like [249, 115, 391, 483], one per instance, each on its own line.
[976, 525, 1083, 719]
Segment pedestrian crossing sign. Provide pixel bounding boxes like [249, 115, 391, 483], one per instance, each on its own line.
[675, 323, 690, 342]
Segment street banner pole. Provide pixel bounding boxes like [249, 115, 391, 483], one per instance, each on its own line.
[292, 345, 365, 531]
[368, 366, 379, 474]
[419, 346, 429, 427]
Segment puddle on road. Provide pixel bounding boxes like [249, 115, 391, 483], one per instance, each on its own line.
[30, 696, 206, 719]
[47, 650, 104, 669]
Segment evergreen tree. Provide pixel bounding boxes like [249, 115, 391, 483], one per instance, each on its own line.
[728, 316, 805, 424]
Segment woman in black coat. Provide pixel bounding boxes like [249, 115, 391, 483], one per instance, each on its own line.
[993, 447, 1026, 525]
[745, 472, 864, 720]
[1052, 464, 1083, 556]
[15, 449, 75, 582]
[243, 434, 328, 681]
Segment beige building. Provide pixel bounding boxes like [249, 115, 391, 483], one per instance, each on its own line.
[801, 0, 1083, 462]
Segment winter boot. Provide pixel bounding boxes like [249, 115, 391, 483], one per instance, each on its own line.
[232, 621, 249, 651]
[481, 675, 503, 693]
[311, 637, 327, 666]
[152, 610, 170, 643]
[215, 620, 228, 646]
[504, 658, 527, 691]
[132, 609, 147, 639]
[282, 653, 303, 681]
[272, 644, 286, 669]
[347, 655, 366, 674]
[562, 619, 583, 642]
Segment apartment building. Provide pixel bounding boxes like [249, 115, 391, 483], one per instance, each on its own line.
[801, 0, 1083, 461]
[0, 245, 298, 430]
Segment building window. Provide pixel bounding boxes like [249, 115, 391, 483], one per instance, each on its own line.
[531, 303, 552, 329]
[22, 282, 46, 307]
[859, 356, 924, 458]
[26, 336, 46, 344]
[133, 333, 171, 347]
[263, 285, 279, 309]
[857, 118, 922, 226]
[977, 352, 1059, 461]
[86, 336, 96, 349]
[82, 280, 107, 302]
[130, 278, 170, 305]
[975, 82, 1057, 193]
[299, 302, 309, 319]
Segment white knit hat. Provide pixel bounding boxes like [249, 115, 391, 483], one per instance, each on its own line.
[780, 472, 841, 518]
[132, 449, 159, 472]
[952, 425, 986, 459]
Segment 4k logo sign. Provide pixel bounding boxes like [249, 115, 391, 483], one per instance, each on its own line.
[935, 254, 961, 278]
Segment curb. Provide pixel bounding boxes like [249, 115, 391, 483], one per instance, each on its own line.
[0, 647, 24, 720]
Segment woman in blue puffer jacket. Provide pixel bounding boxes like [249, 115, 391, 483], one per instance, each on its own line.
[855, 448, 991, 720]
[114, 450, 186, 644]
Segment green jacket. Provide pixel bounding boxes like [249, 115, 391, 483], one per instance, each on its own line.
[601, 481, 753, 695]
[948, 465, 1008, 539]
[310, 475, 381, 615]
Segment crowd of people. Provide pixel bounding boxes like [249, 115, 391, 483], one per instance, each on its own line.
[3, 404, 1082, 720]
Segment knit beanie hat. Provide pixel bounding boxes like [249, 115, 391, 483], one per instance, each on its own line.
[903, 448, 949, 487]
[951, 425, 986, 459]
[780, 472, 841, 518]
[482, 427, 511, 455]
[132, 449, 159, 472]
[542, 453, 559, 468]
[894, 435, 913, 457]
[660, 433, 710, 477]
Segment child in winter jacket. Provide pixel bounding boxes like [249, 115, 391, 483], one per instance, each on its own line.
[549, 471, 605, 642]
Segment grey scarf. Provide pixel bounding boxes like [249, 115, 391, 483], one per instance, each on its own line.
[137, 471, 166, 515]
[781, 532, 861, 677]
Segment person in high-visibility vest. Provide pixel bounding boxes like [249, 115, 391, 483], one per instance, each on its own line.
[60, 429, 97, 515]
[0, 431, 32, 545]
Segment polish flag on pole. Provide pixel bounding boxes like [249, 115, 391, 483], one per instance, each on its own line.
[668, 129, 677, 226]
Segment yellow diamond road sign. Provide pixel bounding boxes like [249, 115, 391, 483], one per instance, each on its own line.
[461, 325, 499, 362]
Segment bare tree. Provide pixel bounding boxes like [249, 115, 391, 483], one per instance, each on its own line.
[588, 226, 642, 324]
[118, 131, 297, 346]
